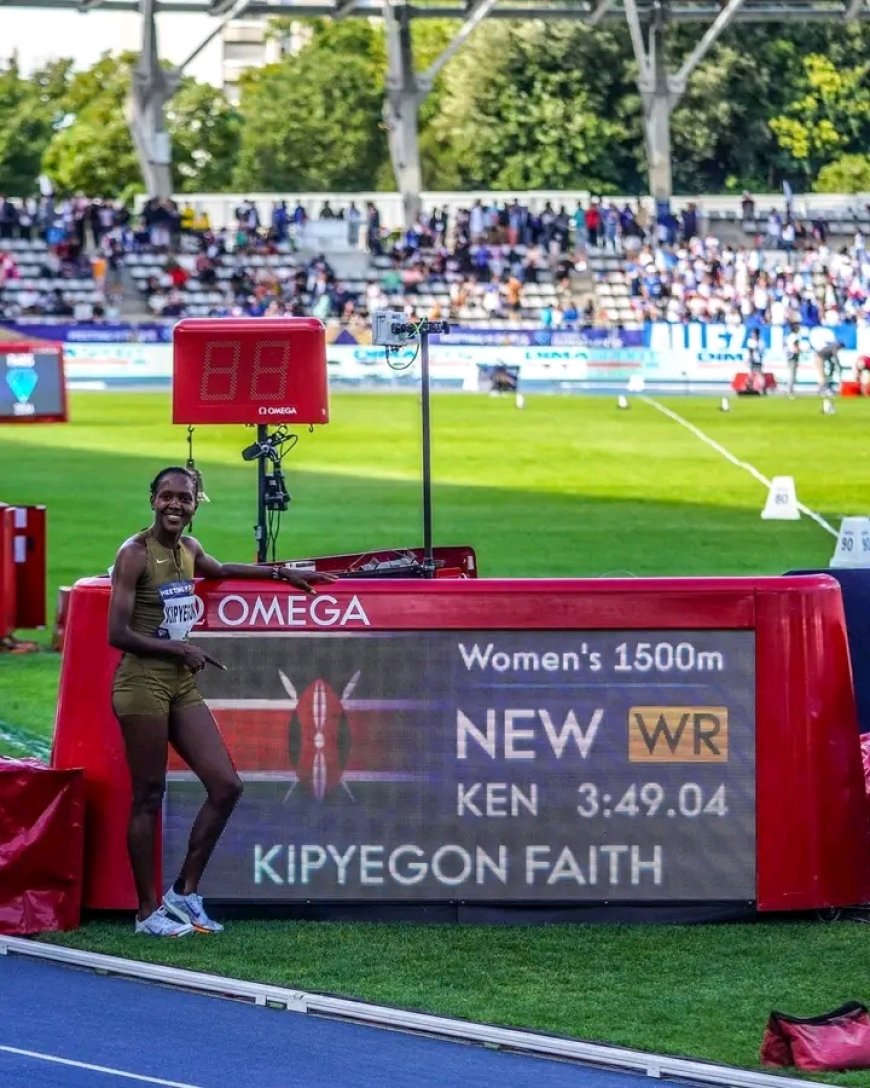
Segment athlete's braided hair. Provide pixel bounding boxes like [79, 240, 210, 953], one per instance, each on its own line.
[150, 466, 197, 499]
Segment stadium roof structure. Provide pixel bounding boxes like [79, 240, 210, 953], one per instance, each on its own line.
[4, 0, 869, 222]
[2, 0, 867, 17]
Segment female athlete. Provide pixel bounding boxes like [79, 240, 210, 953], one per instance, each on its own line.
[109, 466, 334, 937]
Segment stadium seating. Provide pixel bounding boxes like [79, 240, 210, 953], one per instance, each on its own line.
[588, 241, 869, 327]
[1, 192, 867, 330]
[0, 237, 106, 319]
[122, 240, 573, 326]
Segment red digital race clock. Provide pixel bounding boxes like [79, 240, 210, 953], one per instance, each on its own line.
[172, 317, 329, 425]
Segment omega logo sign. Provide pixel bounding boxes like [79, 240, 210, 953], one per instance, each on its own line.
[216, 593, 371, 628]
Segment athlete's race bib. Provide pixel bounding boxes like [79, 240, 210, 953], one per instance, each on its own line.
[156, 580, 199, 641]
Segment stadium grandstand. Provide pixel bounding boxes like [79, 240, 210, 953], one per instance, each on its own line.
[1, 192, 868, 330]
[2, 0, 867, 333]
[3, 0, 868, 228]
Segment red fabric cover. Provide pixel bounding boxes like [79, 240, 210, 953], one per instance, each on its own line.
[0, 758, 85, 934]
[761, 1004, 870, 1072]
[731, 371, 777, 394]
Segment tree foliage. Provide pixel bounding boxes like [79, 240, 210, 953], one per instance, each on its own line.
[814, 154, 870, 194]
[38, 53, 239, 199]
[422, 22, 640, 193]
[41, 54, 141, 198]
[232, 20, 387, 192]
[0, 58, 71, 196]
[4, 19, 870, 199]
[668, 30, 806, 192]
[769, 51, 870, 183]
[166, 79, 242, 193]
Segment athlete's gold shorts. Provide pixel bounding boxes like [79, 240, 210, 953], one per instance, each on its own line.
[112, 654, 204, 718]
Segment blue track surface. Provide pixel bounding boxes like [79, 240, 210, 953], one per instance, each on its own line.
[0, 956, 681, 1088]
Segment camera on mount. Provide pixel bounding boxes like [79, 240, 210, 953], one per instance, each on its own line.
[264, 470, 290, 512]
[372, 311, 452, 348]
[241, 424, 292, 464]
[372, 310, 419, 348]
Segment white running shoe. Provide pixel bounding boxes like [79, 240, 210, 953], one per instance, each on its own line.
[134, 906, 194, 937]
[163, 888, 224, 933]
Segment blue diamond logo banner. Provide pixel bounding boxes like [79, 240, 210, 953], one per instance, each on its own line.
[6, 368, 38, 404]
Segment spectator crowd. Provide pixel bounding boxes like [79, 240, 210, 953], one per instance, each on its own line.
[615, 235, 869, 328]
[0, 190, 868, 329]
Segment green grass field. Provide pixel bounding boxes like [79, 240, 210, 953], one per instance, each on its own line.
[2, 389, 868, 1083]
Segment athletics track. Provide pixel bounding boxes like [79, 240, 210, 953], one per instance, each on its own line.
[0, 943, 812, 1088]
[0, 954, 673, 1088]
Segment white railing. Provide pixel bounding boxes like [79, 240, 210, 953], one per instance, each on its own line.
[149, 189, 870, 234]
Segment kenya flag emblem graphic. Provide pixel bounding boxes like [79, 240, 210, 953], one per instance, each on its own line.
[280, 670, 359, 801]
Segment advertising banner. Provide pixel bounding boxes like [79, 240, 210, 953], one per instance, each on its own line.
[0, 320, 642, 350]
[62, 342, 172, 384]
[323, 343, 654, 389]
[0, 321, 173, 344]
[165, 626, 756, 902]
[430, 327, 645, 348]
[9, 320, 864, 391]
[646, 322, 861, 384]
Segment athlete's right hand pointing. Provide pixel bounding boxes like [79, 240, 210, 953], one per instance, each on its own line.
[176, 643, 227, 672]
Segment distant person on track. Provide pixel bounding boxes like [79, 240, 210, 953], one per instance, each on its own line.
[785, 322, 802, 398]
[108, 466, 335, 937]
[815, 337, 843, 395]
[489, 363, 518, 395]
[745, 327, 767, 394]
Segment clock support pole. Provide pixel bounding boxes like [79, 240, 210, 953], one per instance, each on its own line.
[419, 326, 435, 579]
[255, 423, 269, 563]
[373, 314, 450, 579]
[239, 424, 292, 563]
[408, 319, 451, 578]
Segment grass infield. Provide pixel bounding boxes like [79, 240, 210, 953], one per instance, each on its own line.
[3, 389, 869, 1082]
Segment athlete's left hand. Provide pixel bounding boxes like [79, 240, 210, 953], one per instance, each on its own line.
[274, 568, 338, 595]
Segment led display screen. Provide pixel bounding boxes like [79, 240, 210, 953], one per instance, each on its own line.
[172, 318, 329, 425]
[0, 347, 66, 422]
[165, 629, 755, 901]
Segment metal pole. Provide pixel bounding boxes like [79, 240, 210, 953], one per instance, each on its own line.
[256, 423, 268, 563]
[420, 329, 435, 578]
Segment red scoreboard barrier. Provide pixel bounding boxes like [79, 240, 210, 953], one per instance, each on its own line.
[0, 504, 47, 641]
[0, 505, 16, 640]
[51, 573, 870, 914]
[12, 505, 46, 629]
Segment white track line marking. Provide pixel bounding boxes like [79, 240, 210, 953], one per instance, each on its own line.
[0, 1046, 204, 1088]
[641, 396, 838, 537]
